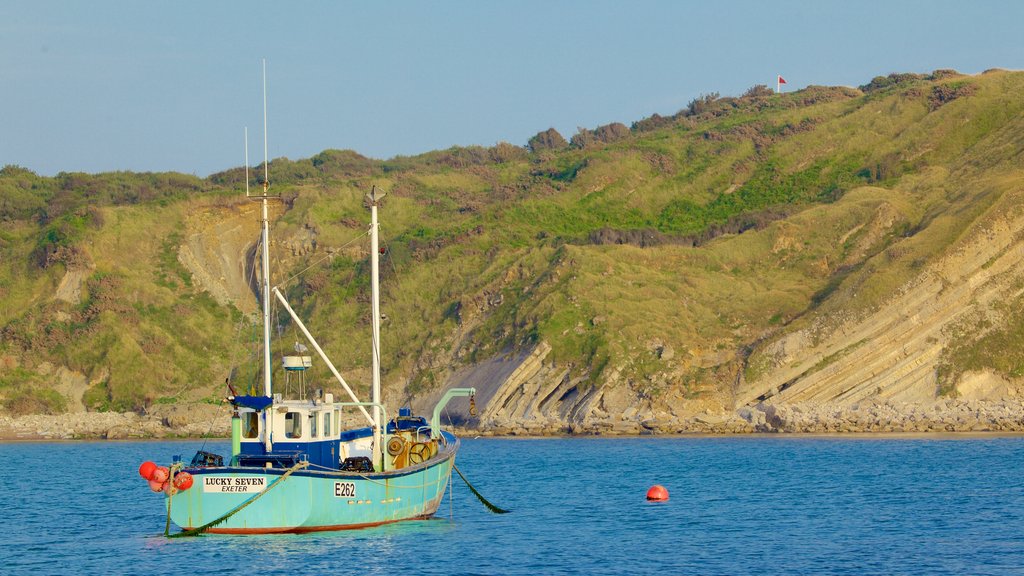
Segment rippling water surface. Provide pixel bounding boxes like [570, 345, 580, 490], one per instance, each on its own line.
[2, 435, 1022, 575]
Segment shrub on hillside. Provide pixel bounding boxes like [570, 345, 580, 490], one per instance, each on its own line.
[793, 86, 862, 106]
[433, 146, 491, 168]
[570, 123, 630, 149]
[308, 149, 377, 177]
[0, 165, 50, 221]
[859, 72, 926, 93]
[928, 82, 978, 111]
[593, 122, 631, 143]
[489, 141, 528, 163]
[742, 84, 775, 99]
[632, 113, 675, 133]
[528, 128, 568, 153]
[686, 92, 721, 116]
[929, 69, 962, 80]
[3, 389, 67, 416]
[570, 127, 596, 149]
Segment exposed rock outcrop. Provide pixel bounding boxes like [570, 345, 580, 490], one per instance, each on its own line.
[737, 206, 1024, 408]
[177, 201, 281, 314]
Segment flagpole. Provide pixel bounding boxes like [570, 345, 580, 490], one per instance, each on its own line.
[777, 75, 780, 94]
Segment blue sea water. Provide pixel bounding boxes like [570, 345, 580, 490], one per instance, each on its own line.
[1, 435, 1023, 575]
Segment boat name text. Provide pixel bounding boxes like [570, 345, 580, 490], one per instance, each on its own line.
[203, 476, 267, 493]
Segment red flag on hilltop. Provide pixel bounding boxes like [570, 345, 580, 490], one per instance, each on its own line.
[778, 75, 787, 84]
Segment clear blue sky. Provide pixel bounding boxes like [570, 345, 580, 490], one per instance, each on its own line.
[2, 0, 1022, 177]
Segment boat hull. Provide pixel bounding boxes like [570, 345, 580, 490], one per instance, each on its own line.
[168, 452, 455, 534]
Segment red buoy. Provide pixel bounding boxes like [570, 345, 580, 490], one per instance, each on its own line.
[139, 461, 157, 480]
[646, 485, 669, 501]
[150, 466, 169, 484]
[173, 471, 194, 491]
[148, 479, 164, 492]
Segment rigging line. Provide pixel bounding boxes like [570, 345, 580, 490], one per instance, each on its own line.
[196, 409, 219, 456]
[223, 254, 258, 394]
[250, 231, 263, 295]
[242, 235, 264, 394]
[379, 225, 403, 289]
[275, 229, 370, 290]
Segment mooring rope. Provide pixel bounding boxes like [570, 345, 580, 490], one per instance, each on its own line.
[163, 462, 183, 537]
[301, 458, 450, 490]
[453, 464, 509, 514]
[165, 461, 308, 538]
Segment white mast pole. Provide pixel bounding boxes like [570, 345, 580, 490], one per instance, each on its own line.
[260, 60, 273, 453]
[261, 202, 271, 399]
[369, 187, 385, 471]
[261, 59, 272, 401]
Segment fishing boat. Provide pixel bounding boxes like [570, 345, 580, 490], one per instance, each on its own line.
[139, 67, 475, 534]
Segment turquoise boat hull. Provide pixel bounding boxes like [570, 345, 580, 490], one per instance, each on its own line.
[168, 443, 456, 534]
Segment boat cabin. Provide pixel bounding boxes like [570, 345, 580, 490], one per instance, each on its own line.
[234, 397, 437, 472]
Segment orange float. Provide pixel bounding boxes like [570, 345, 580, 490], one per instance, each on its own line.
[138, 461, 157, 480]
[646, 485, 669, 501]
[150, 466, 169, 483]
[173, 471, 194, 491]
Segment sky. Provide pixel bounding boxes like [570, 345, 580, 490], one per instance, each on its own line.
[2, 0, 1023, 177]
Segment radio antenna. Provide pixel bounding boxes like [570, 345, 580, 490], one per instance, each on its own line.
[262, 58, 269, 193]
[244, 127, 250, 196]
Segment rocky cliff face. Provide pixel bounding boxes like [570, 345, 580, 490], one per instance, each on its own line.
[737, 207, 1024, 408]
[177, 201, 263, 315]
[408, 180, 1024, 434]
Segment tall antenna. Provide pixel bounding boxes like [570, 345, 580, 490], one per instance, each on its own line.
[244, 127, 250, 196]
[262, 58, 269, 193]
[258, 59, 273, 437]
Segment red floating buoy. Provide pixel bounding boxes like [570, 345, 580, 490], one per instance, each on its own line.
[173, 471, 194, 491]
[148, 479, 165, 493]
[139, 461, 157, 480]
[646, 485, 669, 501]
[150, 466, 169, 484]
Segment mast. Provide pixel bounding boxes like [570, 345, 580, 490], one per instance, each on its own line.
[261, 194, 271, 400]
[243, 59, 274, 453]
[368, 186, 386, 470]
[260, 58, 272, 402]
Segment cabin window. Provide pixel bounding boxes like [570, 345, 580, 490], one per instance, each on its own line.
[309, 412, 318, 438]
[323, 412, 331, 437]
[334, 410, 340, 434]
[285, 412, 303, 439]
[242, 412, 259, 439]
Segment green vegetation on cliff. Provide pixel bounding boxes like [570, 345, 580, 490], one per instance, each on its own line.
[3, 69, 1024, 416]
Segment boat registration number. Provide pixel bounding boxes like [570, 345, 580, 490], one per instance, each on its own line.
[334, 482, 357, 498]
[202, 476, 267, 493]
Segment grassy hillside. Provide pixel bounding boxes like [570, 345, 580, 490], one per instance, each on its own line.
[2, 69, 1024, 416]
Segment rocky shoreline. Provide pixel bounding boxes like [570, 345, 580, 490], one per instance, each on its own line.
[480, 399, 1024, 436]
[0, 403, 228, 441]
[3, 399, 1024, 440]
